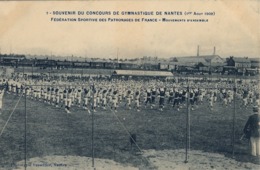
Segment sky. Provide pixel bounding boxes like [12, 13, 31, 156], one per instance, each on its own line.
[0, 0, 259, 59]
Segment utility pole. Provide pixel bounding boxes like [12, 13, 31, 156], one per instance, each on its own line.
[185, 82, 191, 163]
[232, 73, 237, 158]
[24, 88, 27, 170]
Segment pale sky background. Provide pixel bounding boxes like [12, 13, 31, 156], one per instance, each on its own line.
[0, 0, 259, 59]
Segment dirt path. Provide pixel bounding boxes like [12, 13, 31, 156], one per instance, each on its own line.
[143, 149, 260, 170]
[11, 149, 260, 170]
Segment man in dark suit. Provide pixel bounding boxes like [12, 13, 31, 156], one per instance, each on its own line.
[243, 106, 260, 156]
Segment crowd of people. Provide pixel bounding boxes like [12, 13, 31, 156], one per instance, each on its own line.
[0, 75, 260, 157]
[0, 76, 259, 115]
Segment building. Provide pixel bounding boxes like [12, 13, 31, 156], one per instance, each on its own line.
[172, 56, 206, 65]
[225, 56, 254, 75]
[249, 58, 260, 69]
[226, 57, 251, 68]
[0, 54, 26, 67]
[171, 55, 224, 65]
[201, 55, 224, 63]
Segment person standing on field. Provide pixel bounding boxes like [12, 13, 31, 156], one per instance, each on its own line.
[0, 89, 4, 115]
[243, 106, 260, 157]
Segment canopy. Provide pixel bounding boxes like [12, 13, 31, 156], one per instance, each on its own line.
[113, 70, 173, 77]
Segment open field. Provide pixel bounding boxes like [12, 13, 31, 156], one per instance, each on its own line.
[0, 93, 259, 169]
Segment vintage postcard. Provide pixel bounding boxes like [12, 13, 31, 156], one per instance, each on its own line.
[0, 0, 259, 169]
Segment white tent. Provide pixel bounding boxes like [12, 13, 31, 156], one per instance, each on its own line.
[113, 70, 173, 77]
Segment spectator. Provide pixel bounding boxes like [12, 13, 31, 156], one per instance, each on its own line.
[243, 106, 260, 156]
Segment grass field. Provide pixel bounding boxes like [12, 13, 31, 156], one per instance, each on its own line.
[0, 93, 259, 169]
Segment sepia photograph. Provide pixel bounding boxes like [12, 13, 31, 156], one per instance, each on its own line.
[0, 0, 259, 169]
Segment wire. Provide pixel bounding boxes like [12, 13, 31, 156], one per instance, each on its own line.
[0, 94, 23, 138]
[108, 107, 143, 153]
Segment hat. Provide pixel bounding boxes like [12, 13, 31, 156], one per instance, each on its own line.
[253, 106, 259, 112]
